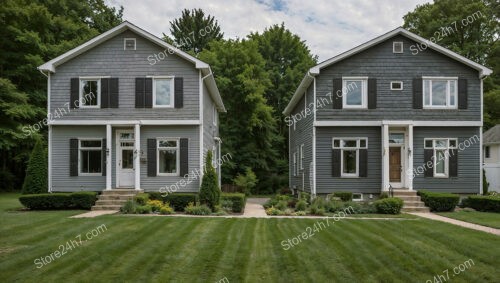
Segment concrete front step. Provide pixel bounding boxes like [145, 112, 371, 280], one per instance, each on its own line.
[392, 190, 418, 196]
[101, 189, 140, 195]
[403, 201, 426, 208]
[95, 200, 130, 206]
[395, 195, 421, 201]
[402, 206, 430, 213]
[91, 205, 123, 211]
[98, 195, 136, 201]
[91, 189, 142, 211]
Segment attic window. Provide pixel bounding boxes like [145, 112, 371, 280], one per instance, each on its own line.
[124, 38, 136, 50]
[393, 42, 403, 53]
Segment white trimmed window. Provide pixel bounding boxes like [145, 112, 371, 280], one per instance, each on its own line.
[424, 138, 457, 177]
[342, 77, 367, 109]
[391, 81, 403, 90]
[333, 138, 368, 177]
[393, 42, 403, 53]
[300, 144, 304, 170]
[157, 139, 179, 176]
[293, 152, 297, 176]
[423, 77, 458, 109]
[153, 77, 174, 107]
[79, 139, 102, 175]
[80, 78, 100, 108]
[352, 193, 363, 201]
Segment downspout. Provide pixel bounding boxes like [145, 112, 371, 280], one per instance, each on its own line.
[200, 69, 213, 181]
[214, 137, 222, 187]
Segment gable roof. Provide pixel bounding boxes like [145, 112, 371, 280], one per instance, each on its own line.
[38, 21, 225, 112]
[283, 27, 493, 116]
[484, 125, 500, 144]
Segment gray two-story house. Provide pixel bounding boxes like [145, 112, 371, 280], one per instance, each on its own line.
[38, 21, 225, 193]
[284, 27, 492, 201]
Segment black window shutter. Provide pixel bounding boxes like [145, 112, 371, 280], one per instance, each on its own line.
[424, 149, 434, 177]
[101, 78, 109, 108]
[135, 78, 145, 108]
[413, 78, 423, 109]
[332, 149, 341, 177]
[359, 149, 368, 177]
[145, 78, 153, 108]
[368, 78, 377, 109]
[147, 139, 157, 177]
[458, 79, 467, 109]
[174, 77, 184, 108]
[332, 78, 343, 109]
[110, 78, 119, 108]
[70, 78, 79, 109]
[179, 138, 189, 176]
[449, 149, 458, 177]
[102, 139, 106, 176]
[70, 139, 79, 176]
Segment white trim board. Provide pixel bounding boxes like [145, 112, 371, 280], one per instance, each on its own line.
[48, 120, 201, 126]
[314, 121, 482, 127]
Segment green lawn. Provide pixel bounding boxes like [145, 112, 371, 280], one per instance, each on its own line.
[437, 210, 500, 229]
[1, 193, 499, 283]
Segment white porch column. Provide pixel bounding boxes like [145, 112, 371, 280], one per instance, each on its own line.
[408, 125, 414, 191]
[134, 124, 141, 190]
[106, 124, 112, 190]
[382, 124, 390, 191]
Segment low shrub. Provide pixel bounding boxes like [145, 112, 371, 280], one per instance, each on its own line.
[333, 192, 353, 202]
[325, 199, 344, 213]
[298, 191, 311, 203]
[121, 200, 136, 214]
[184, 202, 212, 215]
[135, 193, 149, 205]
[275, 200, 289, 211]
[165, 193, 199, 211]
[295, 199, 307, 211]
[465, 195, 500, 212]
[418, 190, 459, 212]
[263, 197, 278, 209]
[135, 205, 152, 214]
[356, 202, 377, 214]
[160, 203, 174, 215]
[309, 205, 325, 216]
[379, 192, 389, 199]
[295, 210, 306, 216]
[265, 206, 284, 215]
[221, 193, 246, 213]
[147, 199, 163, 212]
[220, 199, 233, 212]
[19, 192, 98, 210]
[373, 198, 404, 214]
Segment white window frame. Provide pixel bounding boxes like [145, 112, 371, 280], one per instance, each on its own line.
[422, 77, 458, 109]
[300, 144, 304, 170]
[393, 41, 403, 53]
[124, 38, 136, 50]
[332, 137, 368, 178]
[78, 139, 103, 176]
[79, 77, 101, 109]
[213, 106, 217, 126]
[390, 81, 403, 90]
[152, 76, 175, 108]
[342, 77, 368, 109]
[424, 138, 458, 178]
[293, 152, 297, 177]
[352, 193, 363, 202]
[157, 138, 180, 176]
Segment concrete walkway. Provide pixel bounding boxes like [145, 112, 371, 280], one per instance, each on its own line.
[242, 198, 268, 218]
[70, 210, 118, 218]
[410, 212, 500, 236]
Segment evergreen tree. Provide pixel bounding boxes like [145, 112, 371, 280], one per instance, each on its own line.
[22, 139, 47, 194]
[199, 150, 220, 210]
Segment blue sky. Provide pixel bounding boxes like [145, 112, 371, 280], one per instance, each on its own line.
[108, 0, 431, 61]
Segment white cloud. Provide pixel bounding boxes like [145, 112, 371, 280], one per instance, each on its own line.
[108, 0, 431, 61]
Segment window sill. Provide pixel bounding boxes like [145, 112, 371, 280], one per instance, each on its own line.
[78, 173, 102, 176]
[157, 173, 180, 177]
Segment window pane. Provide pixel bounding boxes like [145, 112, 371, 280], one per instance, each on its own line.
[435, 150, 445, 174]
[449, 140, 457, 148]
[345, 80, 362, 105]
[81, 80, 98, 106]
[389, 134, 404, 144]
[431, 81, 447, 106]
[360, 139, 367, 148]
[435, 140, 447, 148]
[449, 81, 456, 106]
[122, 149, 134, 169]
[424, 80, 430, 105]
[343, 140, 357, 148]
[81, 150, 101, 173]
[155, 79, 172, 106]
[120, 133, 134, 140]
[159, 140, 177, 148]
[333, 140, 340, 148]
[425, 140, 433, 148]
[159, 149, 177, 173]
[81, 140, 101, 148]
[343, 150, 357, 174]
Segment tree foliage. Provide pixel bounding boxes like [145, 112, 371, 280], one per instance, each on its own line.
[199, 150, 221, 210]
[165, 8, 223, 54]
[234, 167, 258, 195]
[22, 139, 48, 194]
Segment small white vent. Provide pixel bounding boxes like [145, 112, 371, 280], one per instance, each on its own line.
[393, 41, 403, 53]
[391, 81, 403, 90]
[124, 38, 136, 50]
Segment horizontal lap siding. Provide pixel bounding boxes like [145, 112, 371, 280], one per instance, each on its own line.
[203, 84, 217, 157]
[315, 35, 481, 121]
[140, 126, 200, 192]
[289, 85, 314, 192]
[52, 126, 106, 191]
[316, 127, 381, 194]
[413, 127, 480, 193]
[50, 30, 199, 120]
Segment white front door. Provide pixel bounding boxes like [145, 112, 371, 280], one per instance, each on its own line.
[116, 130, 135, 188]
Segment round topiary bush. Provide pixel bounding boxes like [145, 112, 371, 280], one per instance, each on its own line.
[374, 197, 404, 214]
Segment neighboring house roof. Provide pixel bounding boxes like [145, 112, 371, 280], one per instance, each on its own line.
[38, 21, 226, 112]
[283, 27, 493, 116]
[484, 125, 500, 145]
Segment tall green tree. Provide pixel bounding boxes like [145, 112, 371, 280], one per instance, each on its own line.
[22, 139, 47, 194]
[199, 150, 220, 210]
[164, 8, 224, 54]
[199, 39, 279, 183]
[248, 23, 317, 167]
